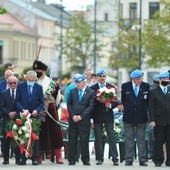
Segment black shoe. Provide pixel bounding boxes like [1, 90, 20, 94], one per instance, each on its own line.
[113, 160, 119, 166]
[96, 160, 103, 165]
[18, 161, 26, 165]
[165, 162, 170, 166]
[2, 160, 9, 165]
[139, 161, 148, 166]
[32, 161, 39, 165]
[15, 160, 20, 165]
[155, 163, 162, 167]
[83, 162, 91, 165]
[125, 161, 133, 166]
[68, 162, 75, 165]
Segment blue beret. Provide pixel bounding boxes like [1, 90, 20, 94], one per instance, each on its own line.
[74, 74, 86, 83]
[152, 75, 159, 82]
[158, 71, 169, 79]
[130, 69, 144, 79]
[96, 69, 106, 76]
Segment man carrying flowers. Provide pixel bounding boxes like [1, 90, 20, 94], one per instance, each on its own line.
[90, 69, 121, 166]
[15, 70, 44, 165]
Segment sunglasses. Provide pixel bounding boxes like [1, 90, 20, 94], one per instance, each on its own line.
[9, 82, 17, 85]
[99, 75, 106, 78]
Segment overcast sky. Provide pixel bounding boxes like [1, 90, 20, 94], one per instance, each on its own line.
[46, 0, 94, 10]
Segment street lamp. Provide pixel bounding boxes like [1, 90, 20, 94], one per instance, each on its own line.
[94, 0, 97, 73]
[138, 0, 142, 70]
[59, 0, 63, 85]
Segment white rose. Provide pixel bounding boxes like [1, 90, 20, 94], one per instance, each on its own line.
[25, 133, 30, 138]
[21, 126, 27, 131]
[13, 124, 18, 130]
[110, 88, 115, 93]
[14, 136, 18, 140]
[115, 128, 121, 134]
[18, 129, 22, 135]
[105, 88, 110, 93]
[20, 140, 25, 144]
[115, 119, 119, 124]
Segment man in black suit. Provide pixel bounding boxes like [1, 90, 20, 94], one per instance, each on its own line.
[0, 76, 20, 165]
[121, 69, 150, 166]
[67, 74, 95, 166]
[90, 69, 119, 166]
[148, 71, 170, 167]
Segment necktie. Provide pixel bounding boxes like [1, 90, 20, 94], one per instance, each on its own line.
[100, 84, 105, 88]
[163, 87, 167, 95]
[28, 86, 32, 101]
[12, 90, 15, 101]
[134, 85, 138, 96]
[78, 90, 83, 102]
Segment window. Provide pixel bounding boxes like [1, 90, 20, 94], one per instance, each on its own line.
[149, 2, 159, 19]
[104, 12, 108, 21]
[129, 3, 137, 19]
[0, 41, 3, 64]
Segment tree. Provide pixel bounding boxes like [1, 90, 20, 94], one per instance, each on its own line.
[143, 0, 170, 68]
[108, 21, 140, 72]
[0, 8, 7, 15]
[58, 14, 106, 73]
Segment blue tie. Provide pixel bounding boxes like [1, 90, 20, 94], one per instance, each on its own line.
[134, 85, 138, 96]
[28, 86, 32, 102]
[79, 90, 83, 102]
[163, 87, 167, 95]
[100, 84, 105, 88]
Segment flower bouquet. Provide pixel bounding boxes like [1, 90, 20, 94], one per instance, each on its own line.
[96, 86, 117, 104]
[5, 110, 41, 157]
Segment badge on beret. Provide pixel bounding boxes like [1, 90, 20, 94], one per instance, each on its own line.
[34, 63, 37, 68]
[144, 95, 147, 99]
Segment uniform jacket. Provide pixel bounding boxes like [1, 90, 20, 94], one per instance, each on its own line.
[67, 86, 95, 125]
[15, 81, 44, 119]
[90, 83, 118, 124]
[121, 81, 150, 124]
[148, 85, 170, 126]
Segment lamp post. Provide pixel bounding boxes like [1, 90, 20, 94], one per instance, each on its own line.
[138, 0, 142, 70]
[59, 0, 63, 85]
[94, 0, 97, 73]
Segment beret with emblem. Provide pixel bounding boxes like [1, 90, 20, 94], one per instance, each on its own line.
[96, 69, 106, 76]
[158, 71, 169, 79]
[130, 69, 144, 79]
[33, 60, 48, 71]
[74, 74, 86, 83]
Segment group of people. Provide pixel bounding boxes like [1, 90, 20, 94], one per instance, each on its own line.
[0, 61, 170, 168]
[0, 61, 64, 165]
[65, 68, 170, 167]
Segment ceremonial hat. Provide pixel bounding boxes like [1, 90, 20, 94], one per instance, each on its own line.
[158, 71, 169, 79]
[130, 69, 144, 79]
[152, 75, 159, 82]
[96, 69, 106, 76]
[32, 60, 48, 71]
[74, 74, 86, 83]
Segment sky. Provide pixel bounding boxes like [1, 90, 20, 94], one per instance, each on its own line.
[46, 0, 94, 10]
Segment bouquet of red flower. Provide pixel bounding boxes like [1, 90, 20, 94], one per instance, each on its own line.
[96, 86, 117, 104]
[5, 110, 40, 157]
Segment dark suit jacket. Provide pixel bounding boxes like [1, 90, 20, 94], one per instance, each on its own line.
[0, 80, 7, 92]
[67, 86, 95, 125]
[0, 88, 17, 127]
[148, 85, 170, 126]
[121, 81, 150, 124]
[90, 83, 118, 124]
[15, 81, 44, 119]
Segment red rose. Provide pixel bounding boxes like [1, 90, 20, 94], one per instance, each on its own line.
[6, 131, 13, 138]
[31, 132, 39, 140]
[16, 119, 23, 126]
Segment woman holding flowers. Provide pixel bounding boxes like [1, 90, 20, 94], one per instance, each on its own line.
[90, 69, 121, 166]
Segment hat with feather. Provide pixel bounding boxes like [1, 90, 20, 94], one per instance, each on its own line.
[32, 44, 48, 71]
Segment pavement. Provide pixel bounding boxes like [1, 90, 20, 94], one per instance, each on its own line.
[0, 144, 167, 169]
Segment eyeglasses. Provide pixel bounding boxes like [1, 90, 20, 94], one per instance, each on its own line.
[99, 75, 106, 78]
[9, 82, 17, 85]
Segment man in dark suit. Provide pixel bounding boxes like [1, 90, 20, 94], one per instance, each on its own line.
[90, 69, 119, 166]
[148, 71, 170, 167]
[67, 74, 95, 166]
[0, 76, 20, 165]
[121, 69, 150, 166]
[15, 70, 44, 165]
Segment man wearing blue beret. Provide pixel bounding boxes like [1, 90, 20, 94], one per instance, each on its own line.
[121, 69, 150, 166]
[67, 74, 95, 166]
[148, 71, 170, 167]
[90, 69, 120, 166]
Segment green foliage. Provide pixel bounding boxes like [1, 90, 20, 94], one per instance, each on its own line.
[0, 65, 5, 77]
[143, 0, 170, 68]
[0, 8, 7, 15]
[56, 14, 106, 72]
